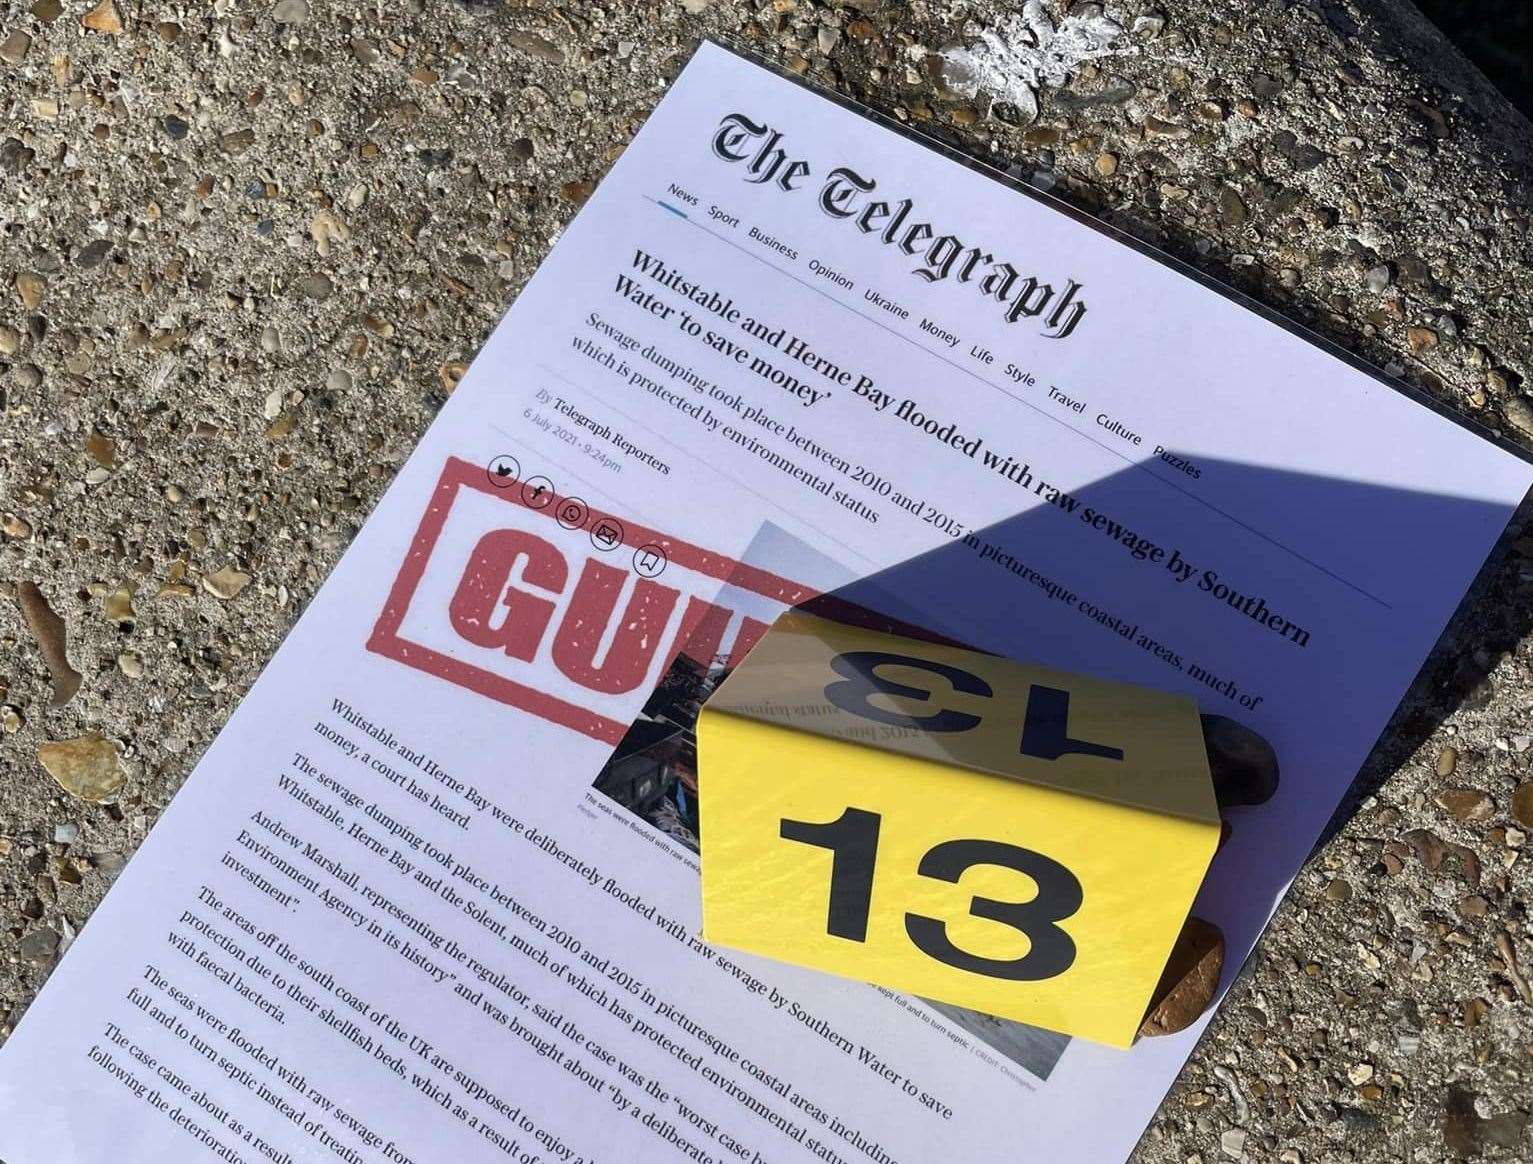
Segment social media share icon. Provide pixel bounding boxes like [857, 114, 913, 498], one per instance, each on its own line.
[522, 475, 555, 509]
[589, 517, 625, 552]
[556, 497, 589, 530]
[486, 454, 520, 489]
[633, 544, 668, 579]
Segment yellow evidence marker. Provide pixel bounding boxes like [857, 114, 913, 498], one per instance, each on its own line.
[696, 610, 1221, 1048]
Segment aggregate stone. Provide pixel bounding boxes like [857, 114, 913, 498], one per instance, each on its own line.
[1436, 787, 1495, 823]
[1503, 395, 1533, 437]
[1512, 782, 1533, 828]
[3, 4, 1533, 1161]
[74, 240, 111, 269]
[1407, 326, 1440, 352]
[0, 30, 32, 65]
[15, 581, 80, 705]
[1140, 917, 1224, 1037]
[14, 273, 44, 310]
[300, 273, 334, 300]
[272, 0, 309, 26]
[1436, 745, 1459, 776]
[17, 927, 59, 969]
[36, 734, 124, 803]
[1218, 186, 1248, 228]
[80, 0, 121, 36]
[1444, 1087, 1529, 1157]
[202, 566, 253, 601]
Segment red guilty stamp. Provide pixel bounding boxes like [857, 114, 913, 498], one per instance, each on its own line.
[368, 456, 816, 744]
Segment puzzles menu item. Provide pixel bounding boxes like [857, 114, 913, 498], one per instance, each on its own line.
[697, 611, 1220, 1047]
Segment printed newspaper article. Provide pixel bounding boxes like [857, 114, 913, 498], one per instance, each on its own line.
[2, 40, 1530, 1164]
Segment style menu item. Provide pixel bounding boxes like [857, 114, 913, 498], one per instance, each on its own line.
[2, 39, 1530, 1164]
[697, 609, 1219, 1047]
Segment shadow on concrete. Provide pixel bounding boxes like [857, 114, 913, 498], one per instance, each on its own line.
[796, 452, 1529, 993]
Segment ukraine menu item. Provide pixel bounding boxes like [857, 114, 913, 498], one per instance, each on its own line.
[2, 39, 1530, 1164]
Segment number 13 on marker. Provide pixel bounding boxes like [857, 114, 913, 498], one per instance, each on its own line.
[780, 806, 1083, 982]
[697, 611, 1220, 1047]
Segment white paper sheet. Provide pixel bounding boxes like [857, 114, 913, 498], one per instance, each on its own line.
[3, 40, 1529, 1164]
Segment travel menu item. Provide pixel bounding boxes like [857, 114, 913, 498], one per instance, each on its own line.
[2, 39, 1529, 1164]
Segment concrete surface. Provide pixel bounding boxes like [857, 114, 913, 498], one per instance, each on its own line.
[3, 1, 1532, 1160]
